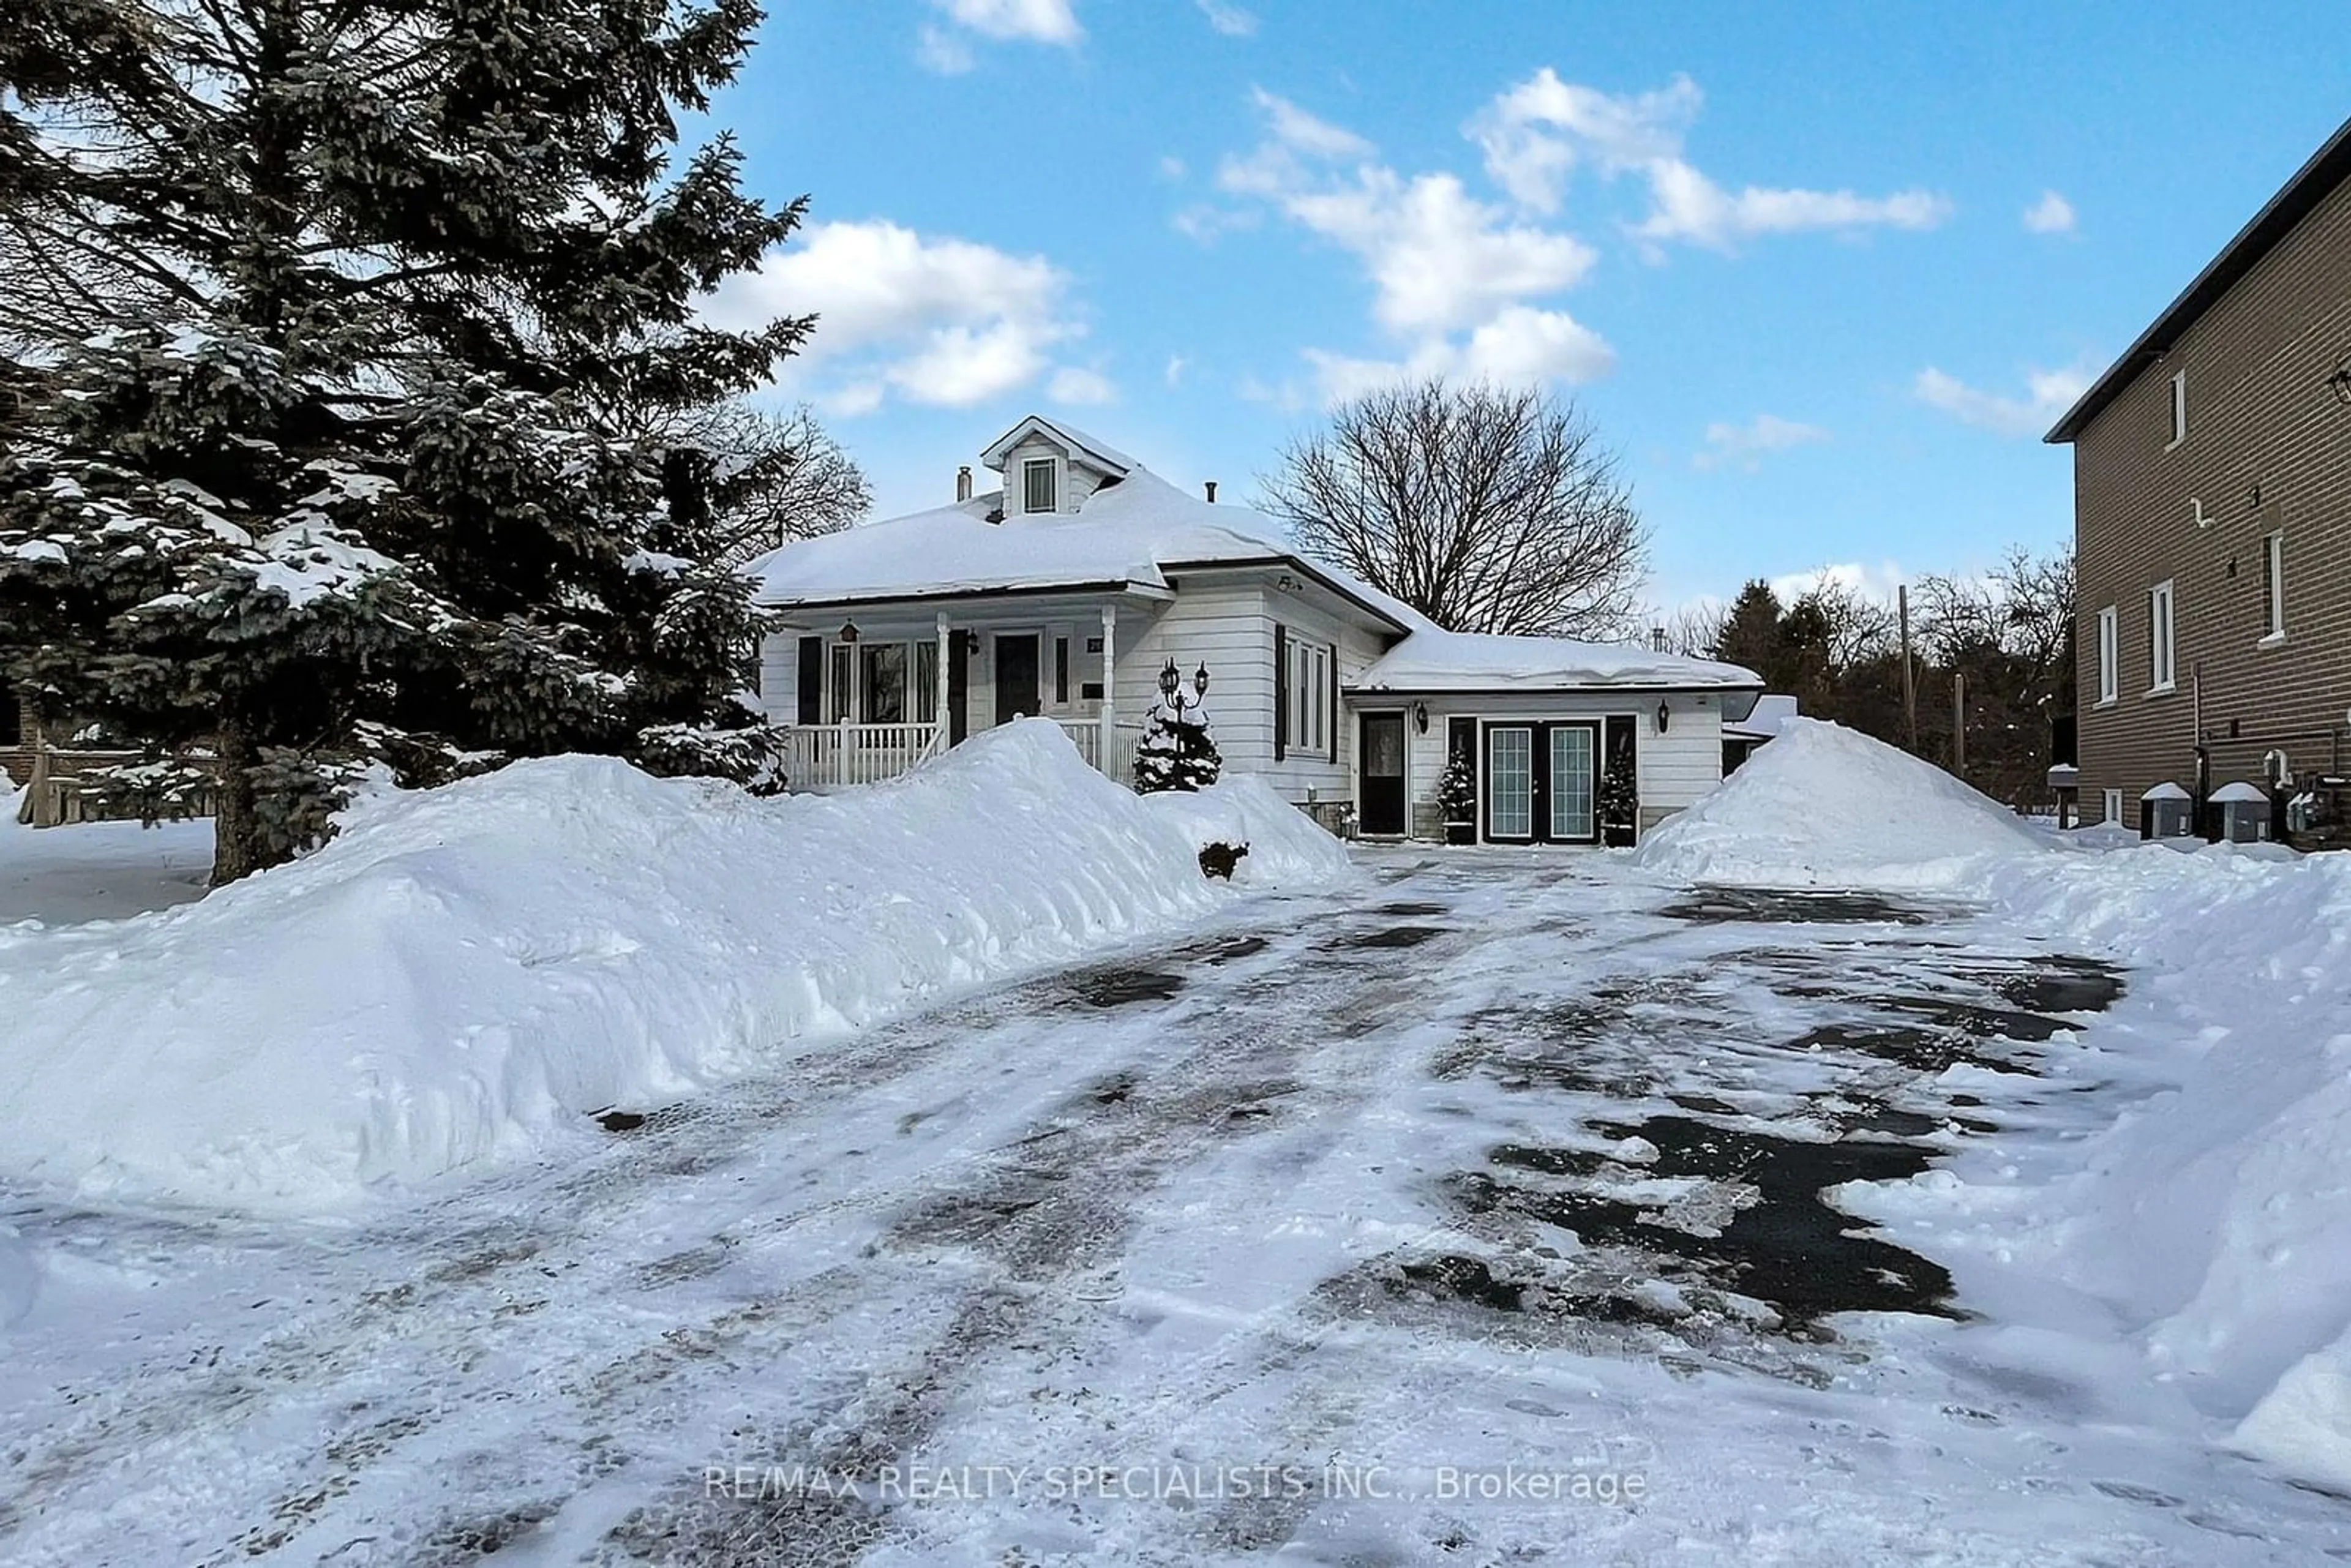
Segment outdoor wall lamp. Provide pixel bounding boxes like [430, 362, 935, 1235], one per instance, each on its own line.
[1412, 701, 1429, 733]
[2328, 353, 2351, 407]
[1656, 700, 1671, 732]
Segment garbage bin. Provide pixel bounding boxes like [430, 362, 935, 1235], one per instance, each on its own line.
[2210, 781, 2273, 844]
[2140, 781, 2195, 839]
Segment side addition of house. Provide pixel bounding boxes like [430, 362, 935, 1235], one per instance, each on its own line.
[748, 415, 1763, 845]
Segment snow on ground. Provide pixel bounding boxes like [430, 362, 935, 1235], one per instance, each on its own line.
[1, 852, 2343, 1564]
[0, 789, 212, 925]
[0, 722, 1349, 1216]
[1640, 718, 2351, 1497]
[1633, 718, 2047, 888]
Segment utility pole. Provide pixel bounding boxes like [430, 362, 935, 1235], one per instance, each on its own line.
[1899, 584, 1918, 753]
[1952, 670, 1968, 779]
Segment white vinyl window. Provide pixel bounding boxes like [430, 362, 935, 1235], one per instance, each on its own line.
[2262, 532, 2285, 643]
[2148, 579, 2176, 694]
[1022, 457, 1057, 514]
[2102, 787, 2123, 826]
[1289, 637, 1332, 755]
[2166, 370, 2187, 449]
[2096, 605, 2118, 705]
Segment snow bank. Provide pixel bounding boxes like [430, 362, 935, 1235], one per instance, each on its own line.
[1625, 718, 2351, 1491]
[1962, 843, 2351, 1493]
[0, 721, 1349, 1215]
[1633, 719, 2049, 889]
[1139, 775, 1351, 884]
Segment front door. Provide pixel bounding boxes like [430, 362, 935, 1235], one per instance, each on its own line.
[994, 634, 1040, 725]
[1359, 713, 1407, 835]
[1485, 721, 1600, 844]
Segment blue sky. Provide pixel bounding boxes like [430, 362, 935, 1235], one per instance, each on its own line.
[706, 1, 2350, 614]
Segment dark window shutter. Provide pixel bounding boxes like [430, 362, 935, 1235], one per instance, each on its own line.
[795, 637, 823, 725]
[1273, 623, 1289, 760]
[1329, 655, 1340, 762]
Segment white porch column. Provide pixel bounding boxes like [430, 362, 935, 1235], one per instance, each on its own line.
[1098, 603, 1117, 767]
[934, 612, 951, 751]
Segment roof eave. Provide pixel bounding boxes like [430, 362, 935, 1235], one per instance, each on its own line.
[1159, 554, 1416, 634]
[2046, 113, 2351, 445]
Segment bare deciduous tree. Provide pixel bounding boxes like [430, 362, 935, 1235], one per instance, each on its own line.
[654, 401, 872, 570]
[1257, 378, 1649, 639]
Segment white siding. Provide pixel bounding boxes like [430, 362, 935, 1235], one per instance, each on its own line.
[1123, 572, 1396, 807]
[1384, 689, 1730, 842]
[997, 435, 1109, 514]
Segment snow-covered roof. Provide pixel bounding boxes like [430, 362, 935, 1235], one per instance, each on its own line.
[1354, 628, 1762, 694]
[1723, 693, 1801, 741]
[748, 465, 1425, 632]
[2210, 781, 2271, 804]
[2143, 781, 2192, 801]
[979, 415, 1136, 478]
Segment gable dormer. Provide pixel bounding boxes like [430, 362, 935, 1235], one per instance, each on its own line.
[979, 415, 1135, 518]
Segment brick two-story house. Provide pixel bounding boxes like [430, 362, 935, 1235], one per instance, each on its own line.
[2047, 114, 2351, 833]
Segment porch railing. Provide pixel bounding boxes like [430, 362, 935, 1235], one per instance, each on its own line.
[778, 722, 945, 792]
[1056, 719, 1148, 786]
[774, 719, 1148, 793]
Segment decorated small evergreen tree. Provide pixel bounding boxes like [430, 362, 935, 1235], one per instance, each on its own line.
[1597, 735, 1639, 847]
[1133, 659, 1221, 793]
[1437, 746, 1477, 841]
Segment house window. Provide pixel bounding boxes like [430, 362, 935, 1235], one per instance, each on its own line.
[2262, 531, 2285, 642]
[1054, 636, 1070, 704]
[860, 643, 907, 724]
[1022, 458, 1057, 514]
[828, 645, 854, 723]
[2096, 606, 2118, 704]
[2166, 371, 2186, 449]
[2148, 579, 2175, 693]
[1288, 637, 1332, 755]
[2102, 787, 2123, 825]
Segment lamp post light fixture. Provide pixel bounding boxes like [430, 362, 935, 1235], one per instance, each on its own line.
[1193, 662, 1210, 699]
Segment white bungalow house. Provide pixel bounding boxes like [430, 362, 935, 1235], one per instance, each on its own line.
[748, 416, 1762, 845]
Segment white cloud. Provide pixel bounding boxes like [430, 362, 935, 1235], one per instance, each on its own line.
[2023, 190, 2076, 234]
[705, 219, 1092, 412]
[1471, 69, 1953, 250]
[1164, 354, 1189, 386]
[1196, 0, 1257, 36]
[1214, 91, 1612, 398]
[1768, 561, 1907, 606]
[1693, 413, 1830, 471]
[1913, 360, 2097, 437]
[918, 0, 1079, 73]
[1469, 69, 1701, 212]
[1048, 365, 1117, 405]
[1158, 154, 1188, 181]
[1635, 164, 1951, 250]
[1301, 306, 1613, 405]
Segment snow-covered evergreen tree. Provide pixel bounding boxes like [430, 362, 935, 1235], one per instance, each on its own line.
[1133, 700, 1222, 793]
[1438, 748, 1477, 825]
[0, 0, 808, 881]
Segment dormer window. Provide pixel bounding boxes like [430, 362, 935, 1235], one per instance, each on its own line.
[1022, 458, 1058, 514]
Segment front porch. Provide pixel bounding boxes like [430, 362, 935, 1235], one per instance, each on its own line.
[776, 717, 1146, 793]
[764, 592, 1163, 794]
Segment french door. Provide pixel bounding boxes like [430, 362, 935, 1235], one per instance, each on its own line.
[1483, 721, 1600, 844]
